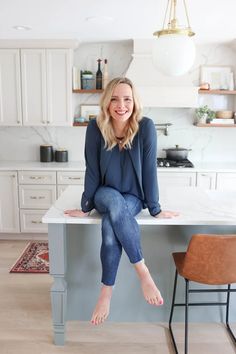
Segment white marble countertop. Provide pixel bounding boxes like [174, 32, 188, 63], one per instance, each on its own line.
[1, 160, 236, 172]
[42, 186, 236, 226]
[0, 160, 86, 171]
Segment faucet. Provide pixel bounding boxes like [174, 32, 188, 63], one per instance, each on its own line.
[154, 123, 172, 136]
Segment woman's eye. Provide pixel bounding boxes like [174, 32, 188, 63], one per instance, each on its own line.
[110, 98, 117, 102]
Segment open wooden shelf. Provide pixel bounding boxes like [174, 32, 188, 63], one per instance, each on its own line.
[72, 89, 103, 93]
[73, 122, 88, 126]
[196, 123, 236, 127]
[198, 89, 236, 95]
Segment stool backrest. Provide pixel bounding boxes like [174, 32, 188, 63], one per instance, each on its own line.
[182, 234, 236, 285]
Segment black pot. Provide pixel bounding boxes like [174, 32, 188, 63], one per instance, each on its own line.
[163, 145, 191, 161]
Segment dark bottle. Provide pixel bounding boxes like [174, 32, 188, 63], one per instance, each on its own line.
[96, 59, 103, 90]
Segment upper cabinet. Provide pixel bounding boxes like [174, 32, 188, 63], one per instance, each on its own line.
[0, 48, 73, 126]
[0, 50, 22, 125]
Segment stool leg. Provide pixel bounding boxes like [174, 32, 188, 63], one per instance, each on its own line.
[226, 284, 236, 344]
[169, 269, 178, 354]
[184, 279, 190, 354]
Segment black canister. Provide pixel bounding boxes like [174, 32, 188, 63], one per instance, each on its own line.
[40, 145, 53, 162]
[55, 149, 68, 162]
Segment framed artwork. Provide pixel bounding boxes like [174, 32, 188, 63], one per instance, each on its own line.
[80, 104, 100, 121]
[200, 66, 232, 90]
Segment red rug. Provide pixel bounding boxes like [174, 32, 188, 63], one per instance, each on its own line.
[10, 242, 49, 273]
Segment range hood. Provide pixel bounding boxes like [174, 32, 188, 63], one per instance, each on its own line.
[125, 39, 199, 108]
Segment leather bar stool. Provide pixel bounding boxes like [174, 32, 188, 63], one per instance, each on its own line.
[169, 234, 236, 354]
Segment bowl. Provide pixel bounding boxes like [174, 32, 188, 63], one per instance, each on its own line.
[215, 110, 233, 119]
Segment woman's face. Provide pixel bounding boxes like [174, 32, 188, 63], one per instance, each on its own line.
[108, 83, 134, 123]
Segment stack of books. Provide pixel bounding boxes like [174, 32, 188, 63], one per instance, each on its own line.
[210, 118, 235, 125]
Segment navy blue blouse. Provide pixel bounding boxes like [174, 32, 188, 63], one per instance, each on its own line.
[104, 145, 141, 198]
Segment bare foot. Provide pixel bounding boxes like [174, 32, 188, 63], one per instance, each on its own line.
[91, 285, 113, 325]
[134, 261, 164, 306]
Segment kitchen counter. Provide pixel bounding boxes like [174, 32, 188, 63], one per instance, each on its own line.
[42, 186, 236, 345]
[43, 186, 236, 225]
[1, 160, 236, 172]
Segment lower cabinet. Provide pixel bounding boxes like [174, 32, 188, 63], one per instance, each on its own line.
[18, 171, 57, 233]
[196, 172, 216, 189]
[158, 172, 197, 189]
[57, 171, 85, 201]
[216, 173, 236, 190]
[0, 171, 20, 233]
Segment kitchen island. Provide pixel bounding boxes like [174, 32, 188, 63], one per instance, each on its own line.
[42, 186, 236, 345]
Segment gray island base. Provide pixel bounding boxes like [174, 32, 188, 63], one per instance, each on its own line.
[42, 186, 236, 345]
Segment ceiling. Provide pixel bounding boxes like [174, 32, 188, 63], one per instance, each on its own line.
[0, 0, 235, 45]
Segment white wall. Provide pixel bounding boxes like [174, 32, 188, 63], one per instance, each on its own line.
[0, 41, 236, 163]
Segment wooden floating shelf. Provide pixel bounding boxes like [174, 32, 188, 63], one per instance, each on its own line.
[72, 89, 104, 93]
[198, 89, 236, 95]
[73, 122, 88, 126]
[196, 123, 236, 127]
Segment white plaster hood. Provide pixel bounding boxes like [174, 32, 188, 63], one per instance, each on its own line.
[126, 39, 199, 108]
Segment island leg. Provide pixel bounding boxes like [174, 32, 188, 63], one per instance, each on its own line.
[48, 223, 67, 345]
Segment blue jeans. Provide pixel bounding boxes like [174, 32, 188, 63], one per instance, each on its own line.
[94, 186, 143, 286]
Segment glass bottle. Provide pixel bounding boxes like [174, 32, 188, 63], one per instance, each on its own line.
[96, 59, 103, 90]
[103, 59, 109, 89]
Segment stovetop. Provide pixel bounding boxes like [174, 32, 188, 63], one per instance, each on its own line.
[157, 158, 194, 168]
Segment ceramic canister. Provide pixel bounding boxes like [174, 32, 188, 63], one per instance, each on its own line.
[55, 149, 68, 162]
[40, 144, 53, 162]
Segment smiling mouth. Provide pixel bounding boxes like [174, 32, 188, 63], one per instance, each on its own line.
[115, 111, 128, 115]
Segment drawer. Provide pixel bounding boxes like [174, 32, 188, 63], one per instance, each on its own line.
[20, 209, 48, 233]
[57, 184, 84, 198]
[18, 171, 56, 184]
[57, 171, 84, 185]
[19, 185, 56, 209]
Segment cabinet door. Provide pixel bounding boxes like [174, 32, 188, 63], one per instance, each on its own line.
[196, 172, 216, 189]
[0, 171, 20, 233]
[21, 49, 47, 125]
[46, 49, 72, 126]
[0, 50, 22, 126]
[216, 173, 236, 190]
[158, 172, 196, 189]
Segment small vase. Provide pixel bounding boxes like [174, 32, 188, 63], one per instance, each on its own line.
[198, 113, 208, 124]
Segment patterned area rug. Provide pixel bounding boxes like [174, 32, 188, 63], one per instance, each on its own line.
[10, 242, 49, 273]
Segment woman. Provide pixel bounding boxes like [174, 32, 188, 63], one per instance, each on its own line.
[65, 77, 178, 326]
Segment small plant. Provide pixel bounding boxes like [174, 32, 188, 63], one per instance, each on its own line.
[82, 70, 93, 76]
[195, 105, 215, 123]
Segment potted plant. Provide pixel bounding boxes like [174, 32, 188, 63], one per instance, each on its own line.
[195, 105, 215, 124]
[82, 70, 93, 79]
[81, 70, 94, 90]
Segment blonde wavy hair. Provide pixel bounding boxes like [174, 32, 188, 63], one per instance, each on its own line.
[96, 77, 142, 150]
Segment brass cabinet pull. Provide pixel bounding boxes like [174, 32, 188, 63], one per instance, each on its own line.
[30, 196, 45, 199]
[31, 220, 42, 224]
[29, 176, 45, 180]
[68, 177, 81, 180]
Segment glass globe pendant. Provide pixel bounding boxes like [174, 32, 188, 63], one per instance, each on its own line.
[153, 0, 195, 76]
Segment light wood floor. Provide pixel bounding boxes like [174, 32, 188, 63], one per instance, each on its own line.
[0, 240, 235, 354]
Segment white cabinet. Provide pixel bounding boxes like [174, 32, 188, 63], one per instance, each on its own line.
[57, 171, 84, 197]
[196, 172, 216, 189]
[0, 50, 22, 125]
[0, 171, 20, 233]
[158, 172, 196, 189]
[21, 49, 72, 126]
[0, 48, 72, 126]
[18, 171, 57, 233]
[21, 49, 47, 125]
[216, 173, 236, 190]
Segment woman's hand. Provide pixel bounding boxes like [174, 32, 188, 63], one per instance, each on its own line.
[155, 210, 179, 219]
[64, 209, 90, 217]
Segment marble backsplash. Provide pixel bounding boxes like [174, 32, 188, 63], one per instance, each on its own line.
[0, 41, 236, 164]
